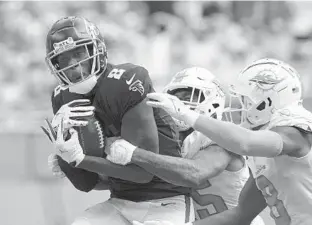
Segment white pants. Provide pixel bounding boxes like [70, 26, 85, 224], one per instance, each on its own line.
[72, 195, 194, 225]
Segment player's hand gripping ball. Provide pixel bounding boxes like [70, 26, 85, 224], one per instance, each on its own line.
[51, 99, 95, 130]
[41, 100, 107, 162]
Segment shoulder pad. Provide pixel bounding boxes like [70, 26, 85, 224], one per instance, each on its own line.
[267, 105, 312, 132]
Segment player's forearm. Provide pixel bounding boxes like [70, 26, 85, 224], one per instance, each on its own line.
[188, 113, 283, 157]
[131, 149, 220, 188]
[193, 116, 249, 155]
[59, 161, 99, 192]
[78, 155, 153, 183]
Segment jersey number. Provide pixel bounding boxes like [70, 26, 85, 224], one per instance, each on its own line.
[192, 180, 228, 219]
[256, 175, 291, 225]
[107, 68, 126, 80]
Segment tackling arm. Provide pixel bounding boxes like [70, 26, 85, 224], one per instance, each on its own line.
[192, 116, 283, 157]
[146, 93, 308, 158]
[130, 144, 232, 188]
[192, 176, 266, 225]
[193, 115, 309, 157]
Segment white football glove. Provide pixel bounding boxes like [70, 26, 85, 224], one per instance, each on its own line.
[132, 221, 192, 225]
[42, 118, 85, 166]
[146, 93, 199, 127]
[52, 99, 94, 131]
[106, 139, 137, 165]
[48, 154, 65, 178]
[41, 99, 94, 144]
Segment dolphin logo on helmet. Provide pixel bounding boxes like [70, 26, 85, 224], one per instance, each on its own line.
[250, 69, 286, 90]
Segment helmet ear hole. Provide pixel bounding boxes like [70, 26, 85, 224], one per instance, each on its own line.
[211, 112, 217, 119]
[256, 101, 266, 111]
[256, 98, 272, 111]
[212, 103, 219, 109]
[292, 87, 300, 93]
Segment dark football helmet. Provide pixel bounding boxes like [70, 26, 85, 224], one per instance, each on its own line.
[45, 16, 107, 88]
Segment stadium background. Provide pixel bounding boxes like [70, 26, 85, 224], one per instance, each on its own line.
[1, 1, 312, 225]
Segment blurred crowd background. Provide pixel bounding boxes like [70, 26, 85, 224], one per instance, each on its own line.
[2, 1, 312, 131]
[1, 1, 312, 225]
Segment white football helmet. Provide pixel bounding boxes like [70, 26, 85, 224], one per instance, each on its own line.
[225, 58, 302, 129]
[163, 67, 226, 131]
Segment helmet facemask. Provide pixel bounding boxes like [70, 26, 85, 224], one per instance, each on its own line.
[163, 67, 226, 132]
[167, 83, 225, 132]
[168, 87, 204, 132]
[45, 16, 108, 93]
[46, 37, 106, 89]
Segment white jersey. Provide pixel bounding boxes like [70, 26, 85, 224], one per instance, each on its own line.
[248, 103, 312, 225]
[182, 131, 250, 219]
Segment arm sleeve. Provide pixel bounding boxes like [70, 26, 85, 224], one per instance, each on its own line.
[57, 155, 100, 192]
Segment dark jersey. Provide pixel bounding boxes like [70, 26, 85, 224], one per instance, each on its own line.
[51, 63, 191, 201]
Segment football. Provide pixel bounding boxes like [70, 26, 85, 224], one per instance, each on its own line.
[74, 115, 107, 158]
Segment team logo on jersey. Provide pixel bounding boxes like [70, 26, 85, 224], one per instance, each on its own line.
[53, 37, 75, 54]
[129, 80, 145, 96]
[250, 69, 285, 90]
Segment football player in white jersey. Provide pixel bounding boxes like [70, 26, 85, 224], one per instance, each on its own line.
[145, 59, 312, 225]
[105, 67, 264, 225]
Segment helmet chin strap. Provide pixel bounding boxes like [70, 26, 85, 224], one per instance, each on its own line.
[69, 75, 97, 94]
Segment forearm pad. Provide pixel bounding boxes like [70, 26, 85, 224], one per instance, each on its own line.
[57, 155, 99, 192]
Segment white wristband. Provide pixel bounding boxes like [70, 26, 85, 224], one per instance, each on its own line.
[107, 139, 137, 165]
[119, 141, 136, 165]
